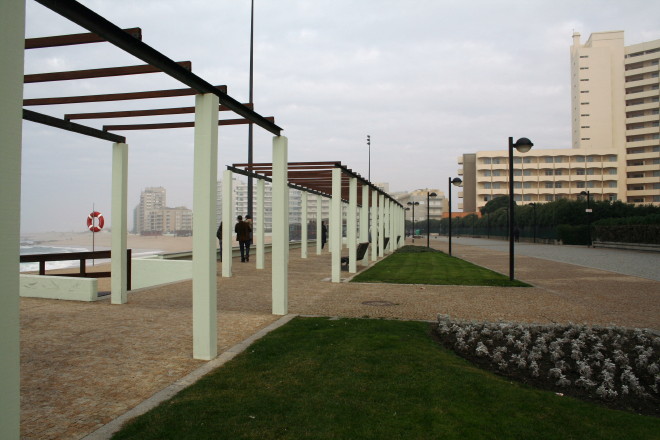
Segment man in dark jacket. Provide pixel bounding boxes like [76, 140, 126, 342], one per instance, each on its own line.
[235, 215, 252, 262]
[216, 222, 222, 262]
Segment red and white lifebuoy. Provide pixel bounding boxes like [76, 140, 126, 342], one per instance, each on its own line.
[87, 211, 105, 232]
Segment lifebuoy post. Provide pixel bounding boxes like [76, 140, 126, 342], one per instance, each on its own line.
[87, 210, 104, 265]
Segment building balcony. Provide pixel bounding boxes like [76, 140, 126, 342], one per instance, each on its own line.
[627, 164, 659, 172]
[628, 89, 659, 100]
[627, 176, 659, 185]
[627, 189, 657, 197]
[626, 101, 660, 112]
[626, 139, 658, 148]
[457, 168, 463, 175]
[457, 156, 463, 164]
[626, 114, 660, 124]
[626, 77, 659, 88]
[626, 126, 660, 136]
[627, 64, 660, 75]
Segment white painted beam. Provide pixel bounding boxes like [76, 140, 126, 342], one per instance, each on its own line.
[111, 142, 128, 304]
[192, 93, 219, 361]
[0, 2, 25, 435]
[272, 136, 289, 315]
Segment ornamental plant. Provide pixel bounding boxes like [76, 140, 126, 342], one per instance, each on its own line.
[435, 315, 659, 415]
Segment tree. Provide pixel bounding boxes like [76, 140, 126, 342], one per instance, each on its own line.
[480, 196, 513, 215]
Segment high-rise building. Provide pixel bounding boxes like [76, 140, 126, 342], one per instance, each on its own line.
[393, 188, 446, 221]
[133, 187, 192, 235]
[458, 31, 659, 212]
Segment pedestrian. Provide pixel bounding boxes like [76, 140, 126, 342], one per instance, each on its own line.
[321, 220, 328, 249]
[244, 214, 254, 261]
[514, 226, 520, 243]
[216, 222, 222, 262]
[235, 215, 252, 262]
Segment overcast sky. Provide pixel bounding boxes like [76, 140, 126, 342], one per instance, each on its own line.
[20, 0, 660, 233]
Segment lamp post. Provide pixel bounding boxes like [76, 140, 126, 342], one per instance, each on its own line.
[405, 207, 411, 238]
[529, 202, 537, 243]
[580, 190, 592, 246]
[448, 177, 462, 256]
[246, 0, 255, 217]
[508, 136, 534, 281]
[407, 201, 419, 243]
[426, 191, 437, 247]
[367, 135, 371, 182]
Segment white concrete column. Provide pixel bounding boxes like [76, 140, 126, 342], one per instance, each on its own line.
[0, 1, 24, 436]
[272, 136, 289, 315]
[192, 93, 219, 361]
[371, 189, 378, 261]
[256, 178, 265, 269]
[378, 194, 385, 258]
[301, 191, 308, 259]
[348, 177, 358, 273]
[331, 168, 342, 282]
[360, 184, 370, 266]
[316, 195, 323, 255]
[222, 170, 233, 277]
[384, 199, 390, 254]
[111, 142, 128, 305]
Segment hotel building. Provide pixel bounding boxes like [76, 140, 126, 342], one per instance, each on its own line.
[458, 31, 660, 212]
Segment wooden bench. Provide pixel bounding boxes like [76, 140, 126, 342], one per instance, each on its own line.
[341, 242, 370, 267]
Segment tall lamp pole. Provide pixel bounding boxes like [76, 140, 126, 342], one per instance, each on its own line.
[508, 137, 534, 281]
[530, 202, 537, 243]
[367, 135, 371, 182]
[246, 0, 255, 217]
[426, 191, 437, 248]
[407, 201, 419, 243]
[580, 190, 592, 246]
[405, 207, 410, 237]
[448, 177, 462, 256]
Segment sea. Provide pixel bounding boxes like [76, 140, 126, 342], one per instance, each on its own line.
[20, 241, 162, 272]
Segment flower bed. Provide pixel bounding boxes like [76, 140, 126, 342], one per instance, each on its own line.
[435, 315, 660, 416]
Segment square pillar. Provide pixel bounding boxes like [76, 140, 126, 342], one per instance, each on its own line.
[192, 93, 219, 361]
[222, 170, 233, 277]
[348, 177, 358, 273]
[272, 136, 289, 315]
[384, 199, 390, 254]
[360, 184, 370, 266]
[371, 189, 378, 261]
[301, 191, 308, 259]
[0, 1, 25, 436]
[256, 178, 265, 269]
[316, 195, 323, 254]
[111, 142, 128, 304]
[378, 194, 385, 258]
[331, 168, 342, 282]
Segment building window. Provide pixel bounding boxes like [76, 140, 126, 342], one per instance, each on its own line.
[523, 182, 532, 189]
[484, 182, 491, 189]
[545, 195, 554, 202]
[581, 102, 590, 105]
[608, 169, 617, 175]
[581, 126, 590, 128]
[545, 170, 553, 176]
[581, 138, 591, 140]
[514, 182, 522, 189]
[609, 182, 617, 188]
[482, 158, 491, 165]
[545, 183, 554, 189]
[523, 170, 532, 176]
[580, 79, 589, 81]
[492, 170, 501, 177]
[555, 182, 563, 188]
[523, 157, 532, 164]
[484, 170, 491, 177]
[577, 181, 586, 188]
[492, 158, 501, 164]
[513, 170, 522, 176]
[609, 195, 617, 201]
[580, 91, 589, 93]
[579, 55, 589, 58]
[545, 157, 553, 163]
[492, 183, 501, 189]
[523, 194, 532, 201]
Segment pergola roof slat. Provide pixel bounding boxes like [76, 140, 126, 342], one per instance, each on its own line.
[35, 0, 282, 135]
[25, 28, 142, 49]
[24, 61, 192, 83]
[64, 103, 253, 120]
[23, 86, 228, 106]
[104, 116, 275, 131]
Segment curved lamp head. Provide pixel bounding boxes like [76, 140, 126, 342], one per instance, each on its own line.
[513, 137, 534, 153]
[450, 177, 462, 187]
[579, 190, 589, 197]
[405, 207, 410, 211]
[429, 192, 437, 197]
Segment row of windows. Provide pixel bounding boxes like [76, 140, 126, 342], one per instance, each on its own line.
[480, 155, 617, 165]
[481, 181, 617, 190]
[483, 194, 619, 203]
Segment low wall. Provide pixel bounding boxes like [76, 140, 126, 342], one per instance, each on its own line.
[20, 275, 98, 302]
[131, 258, 193, 290]
[592, 241, 660, 253]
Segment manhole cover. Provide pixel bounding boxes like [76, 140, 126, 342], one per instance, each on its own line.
[361, 300, 397, 307]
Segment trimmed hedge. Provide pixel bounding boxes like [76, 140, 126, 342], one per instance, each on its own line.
[594, 225, 660, 245]
[557, 224, 590, 245]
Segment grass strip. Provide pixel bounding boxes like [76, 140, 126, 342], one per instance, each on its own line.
[112, 318, 658, 440]
[351, 246, 529, 286]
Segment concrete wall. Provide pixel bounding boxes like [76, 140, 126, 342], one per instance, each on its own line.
[131, 259, 193, 290]
[20, 275, 98, 302]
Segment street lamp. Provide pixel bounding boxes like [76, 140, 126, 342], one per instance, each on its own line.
[405, 207, 411, 238]
[448, 177, 462, 256]
[580, 190, 592, 246]
[407, 201, 419, 243]
[367, 135, 371, 182]
[427, 191, 437, 247]
[508, 136, 534, 281]
[246, 0, 256, 217]
[529, 202, 537, 244]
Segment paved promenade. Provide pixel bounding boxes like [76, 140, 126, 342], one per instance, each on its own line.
[20, 239, 659, 439]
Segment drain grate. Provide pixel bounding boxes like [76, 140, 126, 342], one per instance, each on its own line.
[361, 300, 397, 307]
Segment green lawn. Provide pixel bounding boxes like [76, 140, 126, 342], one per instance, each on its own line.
[352, 246, 529, 287]
[112, 318, 659, 440]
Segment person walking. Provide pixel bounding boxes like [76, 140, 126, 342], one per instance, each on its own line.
[321, 220, 328, 249]
[216, 222, 222, 262]
[235, 215, 252, 262]
[244, 214, 254, 261]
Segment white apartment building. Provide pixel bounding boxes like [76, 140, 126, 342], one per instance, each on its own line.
[133, 187, 192, 235]
[394, 188, 446, 221]
[458, 31, 659, 212]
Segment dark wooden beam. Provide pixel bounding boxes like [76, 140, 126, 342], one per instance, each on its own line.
[23, 109, 126, 143]
[24, 61, 191, 83]
[64, 103, 253, 120]
[25, 28, 142, 49]
[104, 117, 275, 131]
[23, 86, 227, 106]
